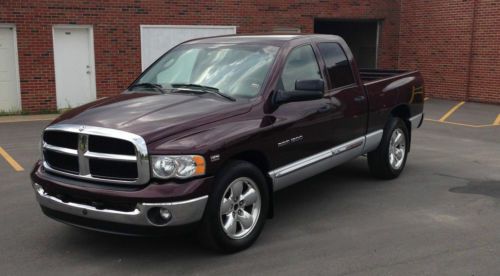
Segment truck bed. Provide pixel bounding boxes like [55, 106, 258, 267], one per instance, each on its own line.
[359, 68, 424, 133]
[359, 69, 412, 83]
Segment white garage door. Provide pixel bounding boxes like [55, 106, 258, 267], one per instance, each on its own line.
[0, 26, 21, 113]
[140, 25, 237, 70]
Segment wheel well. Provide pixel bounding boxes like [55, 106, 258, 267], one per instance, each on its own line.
[232, 151, 270, 174]
[391, 104, 410, 120]
[230, 150, 274, 218]
[390, 104, 412, 151]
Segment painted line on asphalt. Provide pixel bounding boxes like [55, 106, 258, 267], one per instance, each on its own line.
[425, 119, 499, 128]
[494, 114, 500, 126]
[0, 146, 24, 172]
[438, 101, 465, 122]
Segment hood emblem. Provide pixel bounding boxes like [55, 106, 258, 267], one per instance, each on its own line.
[78, 126, 86, 132]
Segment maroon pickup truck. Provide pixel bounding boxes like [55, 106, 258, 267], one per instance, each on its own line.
[31, 34, 424, 252]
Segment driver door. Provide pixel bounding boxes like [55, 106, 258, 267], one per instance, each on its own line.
[271, 44, 335, 168]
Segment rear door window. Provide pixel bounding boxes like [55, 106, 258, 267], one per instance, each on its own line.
[318, 43, 355, 89]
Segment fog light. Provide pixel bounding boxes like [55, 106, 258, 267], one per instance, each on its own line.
[147, 207, 172, 226]
[159, 208, 172, 220]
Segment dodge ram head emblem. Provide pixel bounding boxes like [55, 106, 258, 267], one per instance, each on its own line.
[78, 125, 86, 132]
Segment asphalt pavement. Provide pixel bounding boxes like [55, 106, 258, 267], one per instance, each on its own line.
[0, 99, 499, 275]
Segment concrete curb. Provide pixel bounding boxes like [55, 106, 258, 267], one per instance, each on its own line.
[0, 114, 59, 124]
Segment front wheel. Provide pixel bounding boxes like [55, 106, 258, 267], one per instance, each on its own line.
[368, 117, 410, 179]
[198, 161, 269, 253]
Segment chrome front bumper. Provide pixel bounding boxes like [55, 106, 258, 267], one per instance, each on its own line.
[33, 182, 208, 227]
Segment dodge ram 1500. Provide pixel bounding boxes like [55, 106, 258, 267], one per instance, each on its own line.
[31, 34, 424, 252]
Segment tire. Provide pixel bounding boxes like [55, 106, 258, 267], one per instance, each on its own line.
[197, 160, 269, 253]
[368, 117, 410, 179]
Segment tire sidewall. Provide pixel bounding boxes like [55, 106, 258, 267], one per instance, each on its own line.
[202, 161, 269, 253]
[383, 118, 410, 176]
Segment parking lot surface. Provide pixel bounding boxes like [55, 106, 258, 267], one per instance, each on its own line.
[0, 99, 499, 275]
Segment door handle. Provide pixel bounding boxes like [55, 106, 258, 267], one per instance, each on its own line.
[354, 95, 366, 102]
[317, 104, 332, 113]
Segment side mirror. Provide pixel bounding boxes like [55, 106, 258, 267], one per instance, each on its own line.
[274, 79, 324, 105]
[295, 79, 324, 92]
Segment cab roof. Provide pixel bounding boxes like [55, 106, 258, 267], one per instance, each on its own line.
[184, 34, 342, 46]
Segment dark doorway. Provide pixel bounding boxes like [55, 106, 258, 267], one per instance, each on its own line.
[314, 19, 379, 68]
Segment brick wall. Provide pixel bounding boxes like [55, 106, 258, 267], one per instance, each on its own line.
[3, 0, 497, 112]
[399, 0, 500, 104]
[0, 0, 401, 113]
[468, 0, 500, 104]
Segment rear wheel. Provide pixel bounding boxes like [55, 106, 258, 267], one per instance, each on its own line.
[198, 161, 269, 253]
[368, 117, 410, 179]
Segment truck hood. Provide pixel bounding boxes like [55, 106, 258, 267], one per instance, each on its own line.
[51, 92, 252, 143]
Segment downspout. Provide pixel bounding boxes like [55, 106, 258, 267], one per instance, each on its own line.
[465, 0, 478, 101]
[397, 0, 403, 69]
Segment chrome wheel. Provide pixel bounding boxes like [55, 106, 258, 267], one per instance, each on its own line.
[219, 177, 261, 240]
[389, 128, 406, 170]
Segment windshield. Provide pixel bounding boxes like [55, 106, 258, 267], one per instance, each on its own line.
[137, 43, 279, 99]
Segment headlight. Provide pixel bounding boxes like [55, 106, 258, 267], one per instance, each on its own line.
[151, 155, 206, 179]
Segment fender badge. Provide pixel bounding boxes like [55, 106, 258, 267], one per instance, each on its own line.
[210, 154, 220, 162]
[278, 135, 303, 147]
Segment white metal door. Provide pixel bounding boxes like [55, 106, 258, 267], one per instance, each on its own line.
[140, 25, 236, 70]
[53, 26, 96, 109]
[0, 26, 21, 112]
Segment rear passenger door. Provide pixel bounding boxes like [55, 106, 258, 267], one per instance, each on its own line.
[317, 42, 368, 145]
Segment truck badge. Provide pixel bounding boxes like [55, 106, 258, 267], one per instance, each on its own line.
[210, 154, 220, 162]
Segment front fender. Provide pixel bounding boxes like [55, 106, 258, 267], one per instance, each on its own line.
[147, 115, 276, 176]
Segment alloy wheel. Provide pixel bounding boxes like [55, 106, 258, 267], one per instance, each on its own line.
[219, 177, 261, 239]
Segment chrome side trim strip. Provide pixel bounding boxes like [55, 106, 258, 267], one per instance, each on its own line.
[42, 143, 78, 156]
[332, 138, 364, 155]
[363, 129, 384, 153]
[269, 136, 368, 191]
[409, 113, 424, 129]
[269, 130, 384, 191]
[33, 182, 208, 227]
[272, 150, 332, 178]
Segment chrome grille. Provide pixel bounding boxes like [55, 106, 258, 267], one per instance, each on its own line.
[42, 124, 150, 185]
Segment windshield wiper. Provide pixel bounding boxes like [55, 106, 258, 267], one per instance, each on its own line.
[128, 82, 166, 93]
[171, 83, 236, 101]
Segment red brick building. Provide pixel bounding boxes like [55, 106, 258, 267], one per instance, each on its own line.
[0, 0, 498, 113]
[399, 0, 500, 104]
